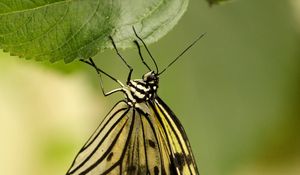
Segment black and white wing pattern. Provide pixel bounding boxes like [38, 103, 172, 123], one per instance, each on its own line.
[66, 98, 199, 175]
[66, 100, 168, 175]
[66, 100, 134, 174]
[152, 97, 199, 175]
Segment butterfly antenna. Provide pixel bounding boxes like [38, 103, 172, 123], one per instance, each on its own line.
[158, 33, 206, 75]
[132, 26, 159, 73]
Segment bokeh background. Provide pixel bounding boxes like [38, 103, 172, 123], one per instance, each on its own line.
[1, 0, 299, 174]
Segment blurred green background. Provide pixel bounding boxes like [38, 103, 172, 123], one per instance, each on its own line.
[1, 0, 300, 174]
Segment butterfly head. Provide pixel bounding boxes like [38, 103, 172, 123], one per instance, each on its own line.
[142, 71, 159, 86]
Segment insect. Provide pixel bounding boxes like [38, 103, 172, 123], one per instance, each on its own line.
[66, 27, 205, 175]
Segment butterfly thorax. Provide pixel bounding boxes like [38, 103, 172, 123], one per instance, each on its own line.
[126, 71, 159, 104]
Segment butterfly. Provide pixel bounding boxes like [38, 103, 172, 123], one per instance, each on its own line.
[66, 27, 205, 175]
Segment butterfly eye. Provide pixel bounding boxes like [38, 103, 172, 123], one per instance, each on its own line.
[147, 74, 155, 81]
[143, 72, 158, 85]
[143, 71, 155, 81]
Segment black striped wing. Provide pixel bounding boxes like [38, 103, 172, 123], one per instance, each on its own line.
[66, 100, 166, 175]
[66, 100, 134, 174]
[66, 99, 199, 175]
[152, 97, 199, 175]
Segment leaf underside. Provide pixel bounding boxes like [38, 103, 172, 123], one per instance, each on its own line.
[0, 0, 189, 63]
[207, 0, 231, 6]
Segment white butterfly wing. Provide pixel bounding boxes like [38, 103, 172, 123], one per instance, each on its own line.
[66, 101, 134, 174]
[152, 97, 199, 175]
[66, 98, 199, 175]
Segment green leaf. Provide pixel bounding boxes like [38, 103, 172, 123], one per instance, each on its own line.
[207, 0, 231, 6]
[0, 0, 189, 63]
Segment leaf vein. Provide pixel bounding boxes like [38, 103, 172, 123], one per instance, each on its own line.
[32, 0, 106, 60]
[1, 5, 70, 48]
[0, 0, 69, 16]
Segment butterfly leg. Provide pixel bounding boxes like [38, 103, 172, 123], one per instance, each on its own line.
[80, 58, 125, 97]
[109, 36, 133, 83]
[132, 26, 159, 73]
[133, 40, 151, 71]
